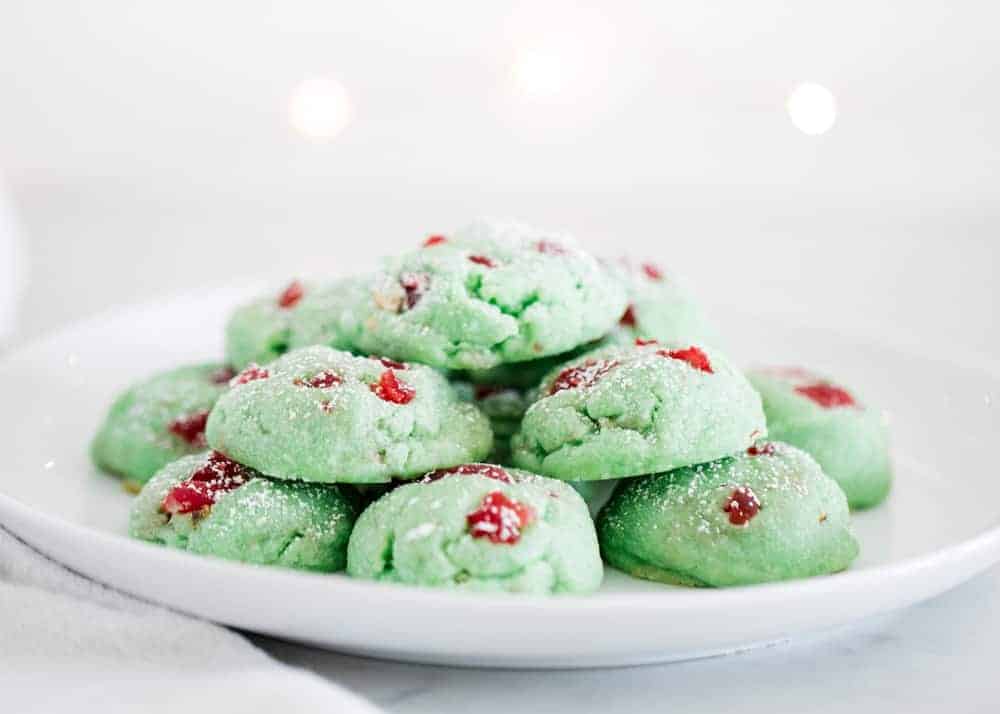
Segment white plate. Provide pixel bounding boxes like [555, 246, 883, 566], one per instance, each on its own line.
[2, 286, 999, 668]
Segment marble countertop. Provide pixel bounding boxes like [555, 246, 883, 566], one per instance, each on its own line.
[255, 564, 1000, 712]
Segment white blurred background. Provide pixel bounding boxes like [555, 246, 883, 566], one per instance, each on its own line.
[0, 1, 997, 354]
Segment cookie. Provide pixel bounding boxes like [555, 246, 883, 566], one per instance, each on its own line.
[597, 442, 859, 587]
[206, 346, 493, 484]
[511, 340, 766, 481]
[346, 463, 603, 594]
[224, 278, 364, 370]
[91, 363, 234, 487]
[748, 367, 891, 509]
[350, 220, 628, 370]
[129, 451, 357, 572]
[452, 381, 530, 463]
[604, 258, 719, 347]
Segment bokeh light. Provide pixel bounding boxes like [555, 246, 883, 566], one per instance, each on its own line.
[288, 77, 353, 142]
[786, 82, 837, 136]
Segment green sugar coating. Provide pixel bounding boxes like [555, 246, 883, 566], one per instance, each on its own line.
[91, 363, 231, 486]
[224, 278, 366, 370]
[748, 368, 892, 510]
[602, 258, 719, 347]
[511, 341, 766, 481]
[347, 466, 603, 594]
[129, 453, 357, 572]
[350, 220, 628, 370]
[207, 346, 493, 484]
[597, 443, 859, 587]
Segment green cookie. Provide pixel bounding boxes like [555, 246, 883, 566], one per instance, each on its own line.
[129, 452, 357, 572]
[347, 464, 603, 594]
[597, 442, 858, 587]
[224, 278, 364, 370]
[207, 346, 493, 484]
[748, 367, 892, 510]
[452, 381, 530, 463]
[511, 341, 766, 481]
[91, 363, 233, 487]
[603, 258, 719, 347]
[350, 220, 627, 370]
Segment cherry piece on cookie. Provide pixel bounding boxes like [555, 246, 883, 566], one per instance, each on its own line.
[549, 359, 620, 395]
[467, 491, 536, 544]
[659, 346, 713, 374]
[277, 280, 304, 309]
[231, 365, 270, 386]
[423, 235, 447, 247]
[723, 485, 761, 526]
[795, 383, 856, 409]
[168, 411, 210, 446]
[425, 463, 513, 484]
[161, 451, 250, 516]
[371, 370, 416, 404]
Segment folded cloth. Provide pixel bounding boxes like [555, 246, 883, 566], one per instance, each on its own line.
[0, 526, 381, 714]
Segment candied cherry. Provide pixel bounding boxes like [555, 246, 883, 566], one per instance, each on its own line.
[658, 346, 713, 374]
[425, 463, 513, 484]
[466, 491, 535, 544]
[619, 305, 637, 327]
[231, 365, 269, 385]
[399, 272, 428, 311]
[549, 359, 619, 395]
[168, 410, 210, 446]
[295, 370, 342, 389]
[635, 337, 658, 346]
[468, 255, 496, 268]
[536, 240, 567, 256]
[795, 383, 856, 409]
[375, 356, 407, 370]
[161, 451, 250, 516]
[747, 443, 777, 457]
[641, 262, 664, 281]
[723, 485, 761, 525]
[277, 280, 304, 309]
[371, 370, 416, 404]
[211, 366, 236, 384]
[423, 234, 447, 247]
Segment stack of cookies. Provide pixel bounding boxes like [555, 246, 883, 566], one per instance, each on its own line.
[92, 219, 891, 592]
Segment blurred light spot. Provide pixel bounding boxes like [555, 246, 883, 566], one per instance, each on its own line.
[786, 82, 837, 136]
[510, 48, 568, 99]
[43, 460, 55, 470]
[288, 77, 353, 141]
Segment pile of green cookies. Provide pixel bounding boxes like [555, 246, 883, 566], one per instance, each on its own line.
[92, 219, 891, 593]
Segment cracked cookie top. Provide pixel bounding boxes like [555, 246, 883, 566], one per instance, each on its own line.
[128, 451, 358, 572]
[346, 464, 603, 594]
[349, 219, 628, 370]
[205, 346, 493, 484]
[511, 340, 766, 481]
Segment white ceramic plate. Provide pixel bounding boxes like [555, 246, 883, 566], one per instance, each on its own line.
[2, 286, 999, 668]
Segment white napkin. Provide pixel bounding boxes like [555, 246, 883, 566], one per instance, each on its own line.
[0, 527, 381, 714]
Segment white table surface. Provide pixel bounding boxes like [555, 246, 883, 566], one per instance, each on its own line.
[4, 187, 998, 712]
[252, 563, 1000, 713]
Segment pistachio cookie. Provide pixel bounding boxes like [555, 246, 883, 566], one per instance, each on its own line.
[350, 220, 627, 370]
[748, 367, 891, 509]
[511, 340, 765, 481]
[130, 451, 356, 571]
[224, 278, 365, 370]
[604, 258, 719, 347]
[452, 381, 530, 463]
[347, 463, 603, 594]
[91, 363, 234, 487]
[206, 346, 493, 484]
[597, 442, 858, 587]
